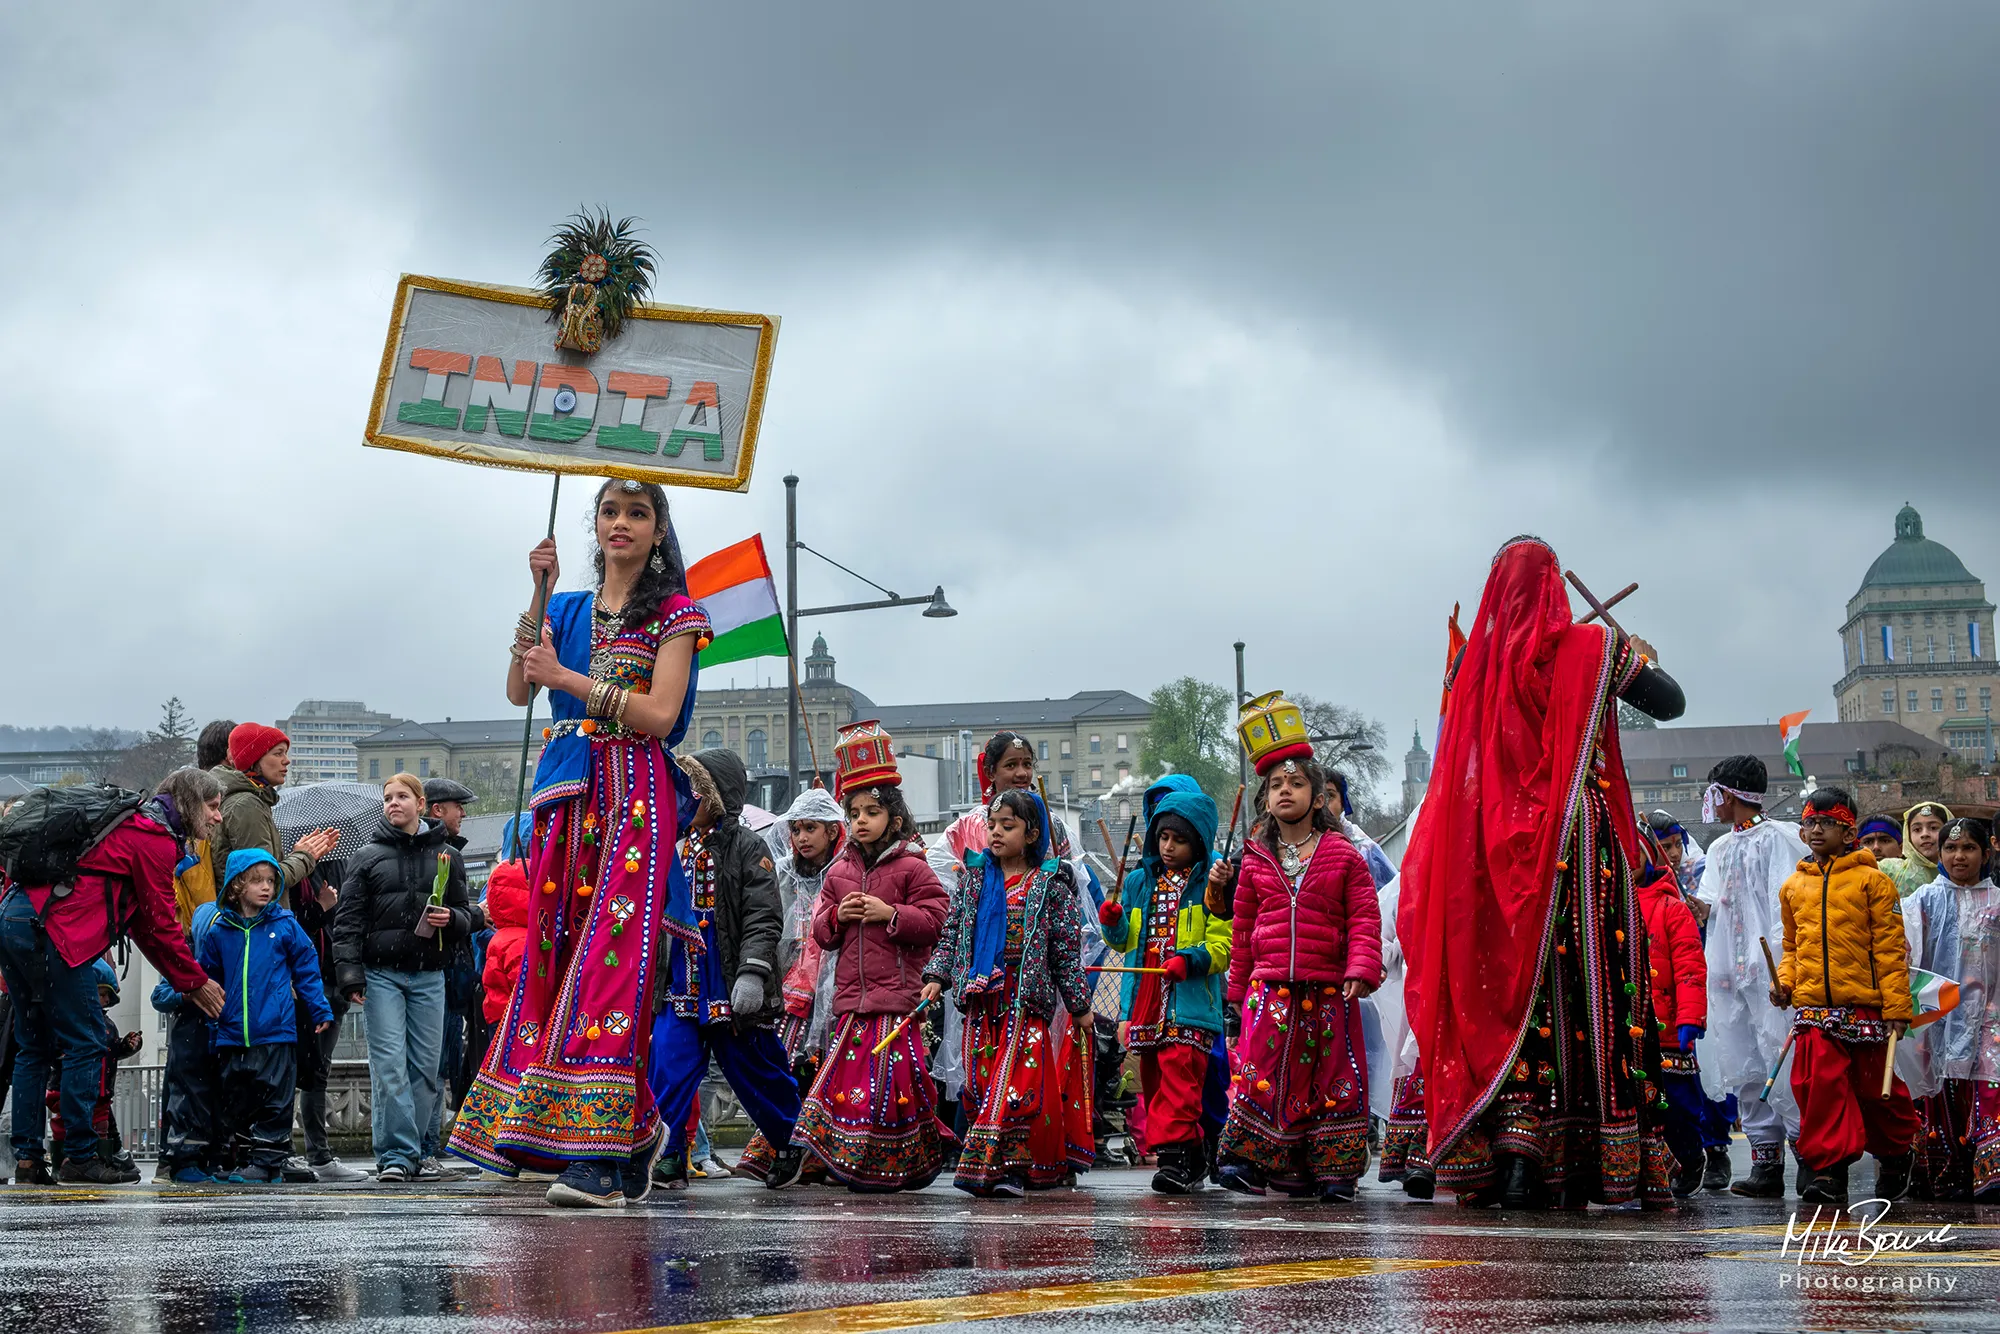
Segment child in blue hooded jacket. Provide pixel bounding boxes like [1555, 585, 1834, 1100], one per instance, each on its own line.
[196, 849, 334, 1182]
[1099, 776, 1230, 1195]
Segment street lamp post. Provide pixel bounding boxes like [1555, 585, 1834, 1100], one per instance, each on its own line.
[1234, 641, 1247, 791]
[784, 473, 956, 794]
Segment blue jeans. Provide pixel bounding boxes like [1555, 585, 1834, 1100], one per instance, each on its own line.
[0, 894, 111, 1162]
[361, 968, 445, 1173]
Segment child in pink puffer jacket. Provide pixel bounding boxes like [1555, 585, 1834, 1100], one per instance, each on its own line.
[791, 729, 951, 1192]
[1215, 706, 1383, 1203]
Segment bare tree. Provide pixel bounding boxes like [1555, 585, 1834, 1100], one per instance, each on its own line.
[1292, 694, 1391, 797]
[71, 729, 127, 784]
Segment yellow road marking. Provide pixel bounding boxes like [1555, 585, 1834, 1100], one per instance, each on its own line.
[610, 1257, 1468, 1334]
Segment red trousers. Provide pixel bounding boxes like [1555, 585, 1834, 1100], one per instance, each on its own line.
[1138, 1044, 1208, 1149]
[1791, 1028, 1920, 1171]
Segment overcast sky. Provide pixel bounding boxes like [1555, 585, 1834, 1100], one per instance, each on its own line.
[6, 3, 1998, 789]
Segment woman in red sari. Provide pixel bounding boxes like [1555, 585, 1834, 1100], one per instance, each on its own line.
[1399, 536, 1685, 1208]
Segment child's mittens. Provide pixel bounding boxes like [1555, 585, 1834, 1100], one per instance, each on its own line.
[1097, 900, 1125, 928]
[118, 1032, 144, 1058]
[1162, 954, 1191, 983]
[1676, 1024, 1704, 1050]
[729, 974, 765, 1017]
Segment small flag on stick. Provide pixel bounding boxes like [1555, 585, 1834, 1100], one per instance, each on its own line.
[1779, 709, 1811, 779]
[688, 535, 788, 667]
[1908, 967, 1960, 1028]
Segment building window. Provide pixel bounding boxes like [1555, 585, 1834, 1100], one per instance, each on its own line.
[395, 757, 404, 774]
[1927, 635, 1937, 664]
[1089, 735, 1101, 755]
[1059, 770, 1074, 792]
[1845, 757, 1862, 772]
[1089, 767, 1103, 785]
[1949, 632, 1958, 663]
[1957, 688, 1969, 712]
[746, 729, 767, 767]
[1932, 689, 1945, 712]
[1981, 687, 1992, 714]
[924, 744, 936, 757]
[1060, 740, 1072, 758]
[419, 758, 430, 777]
[1882, 690, 1896, 714]
[1039, 740, 1049, 761]
[1909, 691, 1921, 714]
[459, 761, 469, 777]
[702, 730, 723, 749]
[368, 759, 380, 779]
[1116, 733, 1128, 753]
[1671, 764, 1687, 779]
[1116, 762, 1130, 781]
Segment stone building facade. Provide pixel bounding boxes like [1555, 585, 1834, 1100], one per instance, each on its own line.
[1834, 505, 1998, 762]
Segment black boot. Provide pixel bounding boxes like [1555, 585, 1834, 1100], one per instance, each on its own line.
[1671, 1159, 1702, 1200]
[1403, 1163, 1436, 1200]
[1150, 1142, 1201, 1195]
[1701, 1146, 1732, 1192]
[1730, 1160, 1785, 1198]
[1799, 1162, 1849, 1206]
[1874, 1152, 1914, 1202]
[1498, 1153, 1542, 1209]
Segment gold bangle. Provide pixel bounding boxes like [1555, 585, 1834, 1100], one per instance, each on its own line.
[613, 686, 631, 726]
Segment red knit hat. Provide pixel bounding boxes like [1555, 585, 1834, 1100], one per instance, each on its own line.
[227, 722, 291, 773]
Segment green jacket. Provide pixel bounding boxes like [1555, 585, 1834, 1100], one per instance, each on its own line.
[1102, 786, 1230, 1034]
[209, 765, 317, 896]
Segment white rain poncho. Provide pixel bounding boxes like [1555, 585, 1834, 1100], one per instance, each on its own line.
[1695, 819, 1808, 1119]
[1365, 873, 1421, 1120]
[1905, 872, 2000, 1096]
[764, 787, 848, 1061]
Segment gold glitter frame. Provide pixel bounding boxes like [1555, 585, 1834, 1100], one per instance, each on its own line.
[364, 273, 779, 493]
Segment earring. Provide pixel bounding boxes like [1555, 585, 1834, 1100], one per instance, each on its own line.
[649, 546, 664, 573]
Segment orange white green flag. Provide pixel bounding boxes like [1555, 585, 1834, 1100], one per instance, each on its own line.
[1779, 709, 1811, 778]
[687, 536, 787, 667]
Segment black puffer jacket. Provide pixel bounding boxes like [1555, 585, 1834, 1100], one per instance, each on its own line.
[658, 748, 784, 1026]
[331, 818, 470, 996]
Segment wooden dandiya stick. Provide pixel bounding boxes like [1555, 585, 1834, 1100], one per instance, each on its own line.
[1760, 1031, 1796, 1103]
[871, 997, 935, 1055]
[1882, 1029, 1900, 1099]
[1564, 570, 1631, 639]
[1220, 782, 1247, 858]
[1088, 965, 1168, 975]
[1759, 936, 1782, 992]
[1096, 816, 1117, 887]
[1117, 813, 1139, 884]
[1577, 581, 1638, 626]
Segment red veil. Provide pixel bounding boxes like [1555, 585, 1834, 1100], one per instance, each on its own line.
[1397, 538, 1641, 1160]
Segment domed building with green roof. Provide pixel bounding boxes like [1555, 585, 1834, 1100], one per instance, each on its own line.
[1835, 505, 1997, 760]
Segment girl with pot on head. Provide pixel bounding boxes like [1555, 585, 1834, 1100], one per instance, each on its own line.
[447, 478, 713, 1209]
[1215, 692, 1383, 1201]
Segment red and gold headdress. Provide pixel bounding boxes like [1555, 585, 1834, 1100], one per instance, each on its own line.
[834, 720, 901, 799]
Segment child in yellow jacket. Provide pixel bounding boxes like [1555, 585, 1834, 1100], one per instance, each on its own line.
[1772, 786, 1919, 1205]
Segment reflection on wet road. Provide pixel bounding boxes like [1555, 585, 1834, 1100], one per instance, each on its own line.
[1, 1165, 1996, 1333]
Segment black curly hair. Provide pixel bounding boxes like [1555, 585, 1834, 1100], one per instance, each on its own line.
[590, 478, 687, 630]
[1254, 755, 1339, 853]
[844, 783, 918, 864]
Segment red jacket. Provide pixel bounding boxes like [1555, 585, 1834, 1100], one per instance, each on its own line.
[813, 839, 950, 1016]
[17, 813, 208, 994]
[1636, 867, 1707, 1047]
[480, 861, 531, 1026]
[1228, 832, 1384, 1002]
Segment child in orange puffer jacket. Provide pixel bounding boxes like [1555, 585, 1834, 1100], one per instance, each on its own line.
[480, 860, 531, 1026]
[1635, 858, 1709, 1199]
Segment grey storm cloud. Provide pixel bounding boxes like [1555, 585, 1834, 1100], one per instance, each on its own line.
[3, 2, 1997, 785]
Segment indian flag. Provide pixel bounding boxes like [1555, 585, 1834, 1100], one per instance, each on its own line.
[1910, 968, 1960, 1028]
[687, 535, 787, 667]
[1779, 709, 1811, 778]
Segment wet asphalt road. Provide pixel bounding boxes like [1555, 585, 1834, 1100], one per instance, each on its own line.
[1, 1147, 1996, 1334]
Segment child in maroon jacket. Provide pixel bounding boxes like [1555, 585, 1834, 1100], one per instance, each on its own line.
[1635, 859, 1710, 1198]
[1216, 696, 1384, 1202]
[792, 728, 951, 1192]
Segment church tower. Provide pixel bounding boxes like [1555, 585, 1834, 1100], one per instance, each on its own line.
[1403, 722, 1432, 811]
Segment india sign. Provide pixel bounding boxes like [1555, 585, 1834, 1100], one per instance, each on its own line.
[366, 275, 778, 492]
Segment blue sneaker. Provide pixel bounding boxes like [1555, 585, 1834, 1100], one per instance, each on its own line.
[169, 1166, 214, 1185]
[621, 1123, 668, 1204]
[547, 1160, 623, 1209]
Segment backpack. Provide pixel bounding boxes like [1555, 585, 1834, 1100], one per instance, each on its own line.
[0, 783, 147, 897]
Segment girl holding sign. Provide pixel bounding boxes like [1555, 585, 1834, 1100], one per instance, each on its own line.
[447, 478, 712, 1209]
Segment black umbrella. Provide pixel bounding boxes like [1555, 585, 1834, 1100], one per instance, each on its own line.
[274, 782, 385, 862]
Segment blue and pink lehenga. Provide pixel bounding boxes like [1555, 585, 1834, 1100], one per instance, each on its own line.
[448, 590, 710, 1171]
